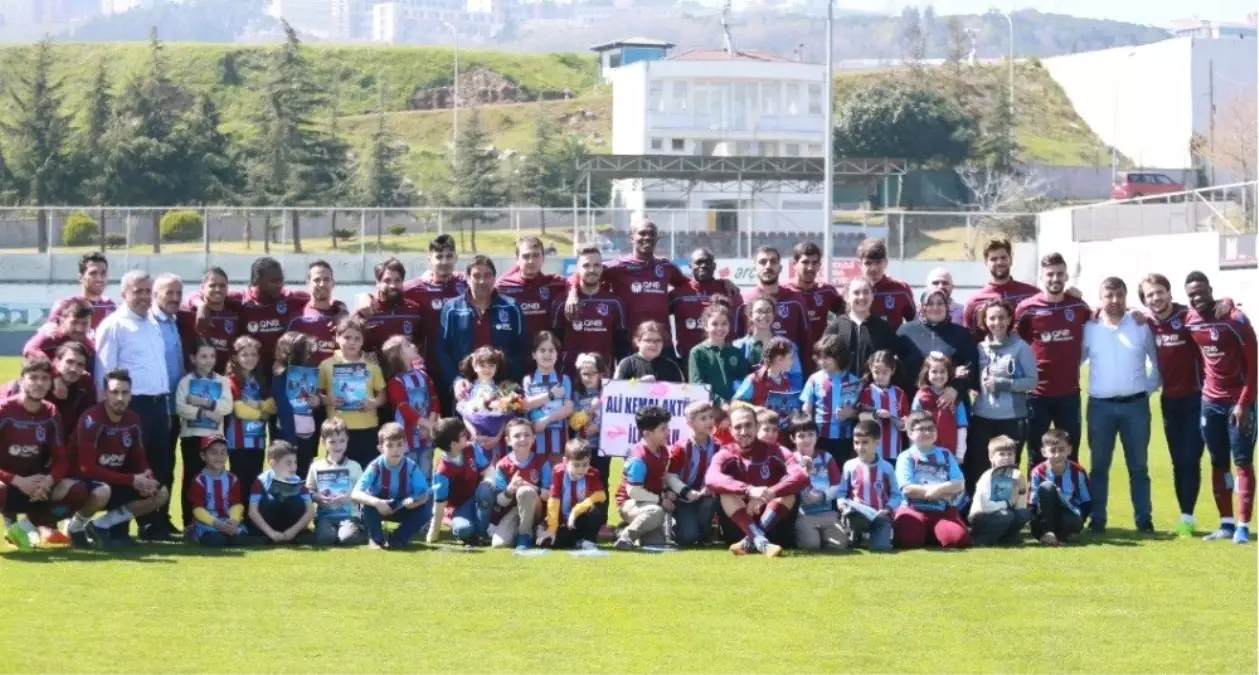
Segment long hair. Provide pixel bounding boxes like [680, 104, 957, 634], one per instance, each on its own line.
[380, 335, 418, 382]
[863, 349, 900, 386]
[272, 331, 316, 376]
[458, 346, 508, 385]
[227, 335, 270, 398]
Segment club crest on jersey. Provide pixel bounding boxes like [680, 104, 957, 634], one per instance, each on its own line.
[34, 425, 45, 442]
[1064, 308, 1074, 322]
[596, 303, 608, 316]
[884, 295, 895, 309]
[539, 287, 550, 300]
[402, 320, 413, 335]
[729, 356, 739, 366]
[1210, 327, 1219, 341]
[276, 301, 287, 314]
[224, 319, 234, 333]
[777, 304, 789, 319]
[431, 299, 443, 310]
[528, 470, 539, 483]
[630, 282, 643, 293]
[246, 321, 259, 333]
[654, 265, 665, 279]
[812, 294, 822, 307]
[685, 318, 698, 330]
[759, 464, 771, 480]
[122, 431, 132, 448]
[1171, 318, 1182, 330]
[498, 309, 510, 323]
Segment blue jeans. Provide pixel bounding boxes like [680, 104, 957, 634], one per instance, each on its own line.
[449, 483, 494, 542]
[1202, 400, 1257, 468]
[1162, 394, 1204, 516]
[1027, 393, 1082, 467]
[1086, 394, 1152, 529]
[361, 500, 433, 547]
[672, 496, 716, 545]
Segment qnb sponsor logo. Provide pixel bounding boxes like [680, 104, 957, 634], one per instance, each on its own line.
[629, 281, 665, 294]
[8, 444, 39, 457]
[319, 340, 337, 352]
[98, 453, 128, 467]
[1156, 334, 1185, 348]
[519, 302, 543, 313]
[1039, 329, 1075, 343]
[576, 319, 607, 332]
[246, 318, 283, 334]
[1201, 345, 1222, 356]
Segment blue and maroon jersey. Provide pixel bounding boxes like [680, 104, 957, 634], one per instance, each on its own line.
[433, 446, 489, 509]
[800, 370, 863, 439]
[911, 386, 967, 456]
[1186, 307, 1257, 406]
[523, 370, 572, 456]
[0, 397, 67, 485]
[1015, 293, 1092, 397]
[24, 330, 96, 375]
[403, 271, 467, 368]
[388, 369, 439, 453]
[797, 450, 842, 515]
[735, 286, 812, 367]
[552, 290, 626, 378]
[615, 442, 669, 507]
[573, 255, 689, 345]
[74, 403, 147, 486]
[1144, 303, 1201, 400]
[783, 280, 845, 344]
[187, 469, 242, 520]
[287, 304, 344, 365]
[230, 288, 311, 373]
[837, 456, 900, 511]
[363, 295, 424, 356]
[667, 435, 718, 491]
[962, 279, 1040, 337]
[1028, 460, 1091, 515]
[491, 452, 552, 520]
[226, 375, 268, 450]
[869, 275, 917, 331]
[495, 269, 566, 340]
[549, 464, 605, 520]
[858, 383, 909, 461]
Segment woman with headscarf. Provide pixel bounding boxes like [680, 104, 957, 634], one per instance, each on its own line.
[896, 288, 979, 398]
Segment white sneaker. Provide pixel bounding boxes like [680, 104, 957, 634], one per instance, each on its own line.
[578, 539, 598, 551]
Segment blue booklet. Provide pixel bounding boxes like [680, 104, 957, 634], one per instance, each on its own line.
[314, 467, 353, 520]
[286, 366, 319, 416]
[186, 377, 221, 431]
[332, 362, 369, 412]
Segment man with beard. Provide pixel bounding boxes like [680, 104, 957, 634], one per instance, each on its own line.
[563, 219, 690, 360]
[705, 406, 808, 557]
[0, 356, 106, 551]
[403, 235, 468, 372]
[361, 257, 424, 358]
[855, 238, 916, 331]
[287, 261, 346, 366]
[1184, 271, 1257, 544]
[668, 248, 743, 365]
[47, 252, 116, 338]
[925, 268, 966, 325]
[1014, 253, 1091, 469]
[734, 247, 812, 373]
[437, 256, 526, 394]
[551, 245, 629, 378]
[25, 298, 95, 375]
[179, 267, 239, 374]
[496, 237, 568, 344]
[962, 238, 1039, 338]
[783, 242, 846, 345]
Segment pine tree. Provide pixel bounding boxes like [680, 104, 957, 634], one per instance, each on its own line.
[362, 80, 416, 227]
[1, 37, 80, 253]
[321, 81, 359, 249]
[977, 83, 1018, 171]
[510, 103, 560, 233]
[174, 93, 242, 204]
[444, 109, 503, 253]
[551, 134, 610, 210]
[80, 59, 114, 247]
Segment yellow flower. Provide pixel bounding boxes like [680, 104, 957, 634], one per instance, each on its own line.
[569, 411, 589, 430]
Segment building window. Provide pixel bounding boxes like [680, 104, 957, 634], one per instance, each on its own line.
[807, 143, 822, 157]
[671, 81, 688, 112]
[783, 143, 801, 157]
[785, 83, 801, 116]
[758, 142, 777, 156]
[808, 84, 822, 115]
[650, 138, 663, 151]
[735, 141, 754, 156]
[649, 81, 664, 112]
[671, 138, 686, 152]
[760, 82, 778, 115]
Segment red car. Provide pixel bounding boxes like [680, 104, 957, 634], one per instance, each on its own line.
[1111, 171, 1186, 200]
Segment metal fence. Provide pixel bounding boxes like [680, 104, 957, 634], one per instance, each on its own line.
[0, 205, 1037, 262]
[1069, 181, 1257, 243]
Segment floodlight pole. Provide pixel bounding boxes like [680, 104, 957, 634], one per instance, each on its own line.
[822, 0, 835, 283]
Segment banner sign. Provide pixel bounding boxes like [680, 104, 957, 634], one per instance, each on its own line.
[598, 379, 711, 458]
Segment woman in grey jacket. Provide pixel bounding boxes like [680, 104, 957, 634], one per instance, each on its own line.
[965, 298, 1039, 496]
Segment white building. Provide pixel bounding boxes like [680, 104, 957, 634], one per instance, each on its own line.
[370, 1, 399, 42]
[268, 0, 334, 36]
[101, 0, 156, 15]
[1170, 16, 1257, 39]
[602, 43, 829, 235]
[1044, 36, 1257, 174]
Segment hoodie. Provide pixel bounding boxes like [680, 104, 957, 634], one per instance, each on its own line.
[971, 333, 1038, 420]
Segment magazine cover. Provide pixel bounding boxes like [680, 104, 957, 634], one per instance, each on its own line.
[186, 377, 222, 430]
[314, 467, 353, 520]
[332, 362, 369, 411]
[287, 366, 319, 416]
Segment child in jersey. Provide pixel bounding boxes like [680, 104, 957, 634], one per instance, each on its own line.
[858, 350, 909, 462]
[665, 401, 719, 546]
[382, 335, 440, 478]
[427, 418, 494, 545]
[522, 332, 574, 466]
[539, 440, 607, 550]
[227, 336, 276, 503]
[912, 351, 968, 462]
[836, 421, 901, 551]
[790, 414, 847, 550]
[490, 418, 551, 550]
[800, 335, 863, 463]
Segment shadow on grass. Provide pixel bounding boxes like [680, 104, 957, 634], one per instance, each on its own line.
[0, 541, 250, 564]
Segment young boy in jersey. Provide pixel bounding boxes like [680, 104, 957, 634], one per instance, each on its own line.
[490, 418, 551, 550]
[969, 435, 1030, 546]
[613, 405, 672, 550]
[790, 414, 847, 550]
[248, 440, 315, 546]
[185, 435, 252, 547]
[428, 417, 494, 546]
[893, 412, 972, 549]
[306, 418, 367, 547]
[800, 335, 863, 463]
[352, 423, 432, 550]
[756, 409, 782, 447]
[539, 440, 607, 550]
[1028, 429, 1092, 546]
[666, 401, 718, 546]
[836, 421, 900, 551]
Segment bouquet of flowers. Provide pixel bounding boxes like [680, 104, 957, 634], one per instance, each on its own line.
[569, 396, 600, 433]
[463, 382, 525, 437]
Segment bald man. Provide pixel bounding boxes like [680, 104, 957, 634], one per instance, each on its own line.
[925, 268, 965, 325]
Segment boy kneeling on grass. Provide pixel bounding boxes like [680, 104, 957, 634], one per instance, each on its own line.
[306, 418, 367, 547]
[968, 435, 1030, 546]
[538, 439, 606, 550]
[352, 422, 431, 550]
[248, 440, 315, 545]
[1027, 429, 1092, 546]
[185, 435, 252, 547]
[427, 417, 495, 546]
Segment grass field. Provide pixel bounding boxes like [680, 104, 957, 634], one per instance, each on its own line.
[0, 356, 1253, 674]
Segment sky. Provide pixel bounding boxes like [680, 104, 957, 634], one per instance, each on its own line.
[732, 0, 1256, 27]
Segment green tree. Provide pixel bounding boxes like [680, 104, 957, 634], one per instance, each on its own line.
[975, 82, 1017, 171]
[551, 134, 610, 209]
[833, 81, 977, 169]
[443, 109, 504, 253]
[174, 93, 242, 205]
[358, 80, 415, 247]
[510, 104, 561, 233]
[1, 37, 81, 252]
[79, 59, 114, 248]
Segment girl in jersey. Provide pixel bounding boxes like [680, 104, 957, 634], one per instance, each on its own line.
[912, 352, 969, 462]
[227, 336, 276, 493]
[858, 350, 909, 462]
[571, 353, 609, 499]
[454, 347, 519, 465]
[382, 335, 440, 479]
[522, 332, 574, 466]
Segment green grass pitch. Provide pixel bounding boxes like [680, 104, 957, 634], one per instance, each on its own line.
[0, 357, 1253, 674]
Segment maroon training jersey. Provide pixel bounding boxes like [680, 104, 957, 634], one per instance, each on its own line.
[1015, 293, 1092, 397]
[403, 271, 467, 369]
[783, 280, 845, 345]
[735, 286, 813, 367]
[1186, 308, 1257, 406]
[362, 295, 423, 356]
[704, 440, 809, 495]
[47, 295, 116, 339]
[23, 330, 96, 375]
[1145, 304, 1202, 400]
[178, 299, 241, 375]
[0, 397, 67, 485]
[74, 403, 148, 486]
[552, 289, 626, 378]
[231, 288, 311, 371]
[669, 278, 743, 363]
[287, 304, 344, 366]
[495, 269, 566, 340]
[963, 279, 1040, 335]
[869, 275, 917, 331]
[573, 255, 689, 342]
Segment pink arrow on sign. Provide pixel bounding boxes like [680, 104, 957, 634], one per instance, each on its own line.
[647, 382, 672, 397]
[606, 425, 628, 440]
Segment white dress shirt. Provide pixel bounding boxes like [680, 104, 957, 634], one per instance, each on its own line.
[94, 304, 172, 397]
[1081, 312, 1161, 399]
